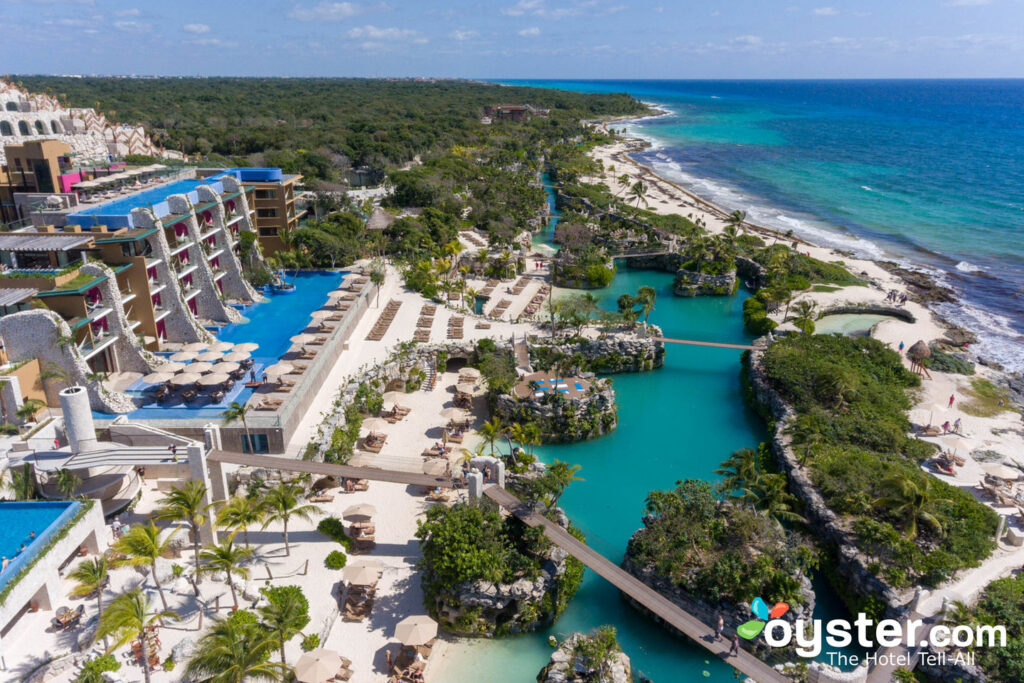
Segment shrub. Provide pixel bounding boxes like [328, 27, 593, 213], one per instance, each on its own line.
[923, 347, 974, 375]
[317, 516, 353, 551]
[325, 550, 347, 570]
[0, 423, 18, 435]
[743, 297, 777, 335]
[301, 633, 321, 652]
[76, 655, 121, 683]
[162, 658, 175, 672]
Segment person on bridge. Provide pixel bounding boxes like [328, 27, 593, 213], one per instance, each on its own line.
[729, 633, 740, 657]
[714, 613, 724, 641]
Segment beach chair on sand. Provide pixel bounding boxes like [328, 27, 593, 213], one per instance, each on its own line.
[310, 493, 335, 503]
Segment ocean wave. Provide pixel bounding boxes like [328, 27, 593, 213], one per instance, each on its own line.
[861, 185, 874, 192]
[955, 261, 984, 274]
[935, 301, 1024, 374]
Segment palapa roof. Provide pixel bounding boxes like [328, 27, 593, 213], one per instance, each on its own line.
[366, 207, 396, 231]
[907, 340, 931, 360]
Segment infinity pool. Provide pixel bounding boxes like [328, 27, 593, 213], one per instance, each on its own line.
[0, 501, 80, 590]
[101, 270, 345, 420]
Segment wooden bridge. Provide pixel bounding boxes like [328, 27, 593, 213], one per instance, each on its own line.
[652, 336, 757, 351]
[209, 451, 789, 682]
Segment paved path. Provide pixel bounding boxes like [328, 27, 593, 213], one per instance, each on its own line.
[208, 451, 454, 488]
[484, 485, 790, 683]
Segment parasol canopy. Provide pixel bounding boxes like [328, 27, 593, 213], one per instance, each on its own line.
[455, 383, 477, 395]
[222, 350, 250, 362]
[264, 362, 294, 377]
[198, 373, 231, 386]
[343, 560, 382, 586]
[153, 362, 185, 375]
[187, 361, 215, 374]
[234, 343, 259, 352]
[141, 372, 174, 384]
[294, 649, 344, 683]
[210, 341, 234, 352]
[422, 460, 447, 476]
[394, 615, 438, 646]
[183, 342, 208, 352]
[982, 463, 1021, 481]
[169, 351, 198, 362]
[361, 417, 389, 433]
[458, 368, 481, 379]
[290, 333, 315, 345]
[211, 361, 240, 374]
[343, 504, 376, 521]
[310, 310, 333, 319]
[439, 407, 467, 421]
[195, 350, 224, 362]
[170, 373, 202, 386]
[381, 391, 407, 403]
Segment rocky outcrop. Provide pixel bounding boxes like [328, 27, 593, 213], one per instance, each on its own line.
[744, 341, 908, 615]
[736, 256, 767, 289]
[673, 266, 737, 297]
[529, 328, 665, 374]
[877, 263, 957, 304]
[818, 303, 916, 324]
[434, 539, 577, 637]
[537, 632, 632, 683]
[494, 378, 617, 443]
[621, 252, 684, 272]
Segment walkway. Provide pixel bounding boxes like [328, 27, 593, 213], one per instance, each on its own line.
[653, 336, 757, 351]
[207, 451, 454, 489]
[484, 486, 790, 683]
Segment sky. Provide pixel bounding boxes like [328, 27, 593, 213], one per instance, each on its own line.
[2, 0, 1023, 79]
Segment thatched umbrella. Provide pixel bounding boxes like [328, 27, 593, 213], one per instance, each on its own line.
[907, 341, 930, 362]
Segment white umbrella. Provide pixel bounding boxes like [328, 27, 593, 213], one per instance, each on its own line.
[222, 350, 250, 362]
[982, 463, 1021, 481]
[422, 460, 447, 476]
[310, 310, 333, 319]
[210, 341, 234, 352]
[183, 342, 208, 352]
[169, 351, 198, 362]
[343, 504, 376, 521]
[290, 333, 315, 345]
[361, 417, 389, 433]
[186, 361, 214, 374]
[264, 362, 294, 377]
[943, 436, 972, 455]
[925, 403, 947, 426]
[343, 561, 381, 586]
[170, 373, 202, 386]
[195, 350, 224, 362]
[294, 649, 344, 683]
[382, 391, 407, 403]
[212, 361, 241, 374]
[153, 362, 185, 375]
[394, 615, 438, 646]
[459, 368, 481, 380]
[440, 407, 467, 421]
[198, 373, 231, 386]
[141, 372, 174, 384]
[234, 343, 259, 352]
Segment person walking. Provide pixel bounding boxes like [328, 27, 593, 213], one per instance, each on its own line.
[948, 394, 955, 409]
[729, 633, 740, 657]
[715, 613, 725, 641]
[954, 417, 962, 434]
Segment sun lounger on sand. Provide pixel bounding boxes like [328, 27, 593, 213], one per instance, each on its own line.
[310, 493, 335, 503]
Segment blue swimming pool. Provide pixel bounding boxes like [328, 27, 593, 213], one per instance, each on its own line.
[70, 179, 205, 217]
[0, 501, 80, 590]
[100, 270, 346, 420]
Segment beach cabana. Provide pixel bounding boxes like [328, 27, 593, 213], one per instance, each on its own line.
[294, 649, 344, 683]
[394, 615, 438, 646]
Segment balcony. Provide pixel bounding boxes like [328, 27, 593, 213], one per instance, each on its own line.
[176, 264, 198, 280]
[170, 239, 193, 256]
[183, 284, 200, 300]
[154, 306, 170, 323]
[79, 330, 118, 360]
[207, 247, 225, 260]
[199, 225, 221, 241]
[149, 283, 166, 297]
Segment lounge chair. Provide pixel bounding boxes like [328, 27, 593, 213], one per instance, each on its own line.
[310, 493, 335, 503]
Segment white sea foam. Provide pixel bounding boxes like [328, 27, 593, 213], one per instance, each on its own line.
[861, 185, 874, 192]
[955, 261, 984, 274]
[935, 301, 1024, 374]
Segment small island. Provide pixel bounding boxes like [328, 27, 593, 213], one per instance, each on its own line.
[538, 626, 632, 683]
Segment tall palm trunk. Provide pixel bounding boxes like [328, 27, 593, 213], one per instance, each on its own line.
[241, 415, 252, 453]
[227, 569, 238, 609]
[283, 518, 290, 555]
[139, 633, 152, 683]
[191, 520, 202, 586]
[243, 527, 250, 548]
[150, 560, 169, 610]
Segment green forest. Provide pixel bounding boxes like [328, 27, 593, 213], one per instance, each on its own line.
[14, 77, 646, 180]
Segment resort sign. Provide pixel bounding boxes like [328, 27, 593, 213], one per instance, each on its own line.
[738, 597, 1005, 667]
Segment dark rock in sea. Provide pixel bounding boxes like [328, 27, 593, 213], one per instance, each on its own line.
[940, 324, 979, 347]
[878, 262, 957, 304]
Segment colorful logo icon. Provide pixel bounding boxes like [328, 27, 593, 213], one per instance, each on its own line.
[737, 597, 789, 639]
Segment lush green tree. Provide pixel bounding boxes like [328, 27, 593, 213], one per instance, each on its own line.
[261, 482, 320, 556]
[96, 589, 178, 683]
[200, 539, 254, 609]
[68, 557, 108, 641]
[257, 585, 310, 670]
[112, 523, 178, 610]
[874, 475, 949, 540]
[221, 402, 253, 452]
[544, 460, 584, 507]
[217, 495, 266, 548]
[54, 468, 81, 498]
[184, 614, 284, 683]
[155, 481, 214, 587]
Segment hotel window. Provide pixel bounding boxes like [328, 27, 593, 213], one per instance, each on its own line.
[254, 189, 277, 199]
[258, 228, 279, 237]
[242, 433, 269, 454]
[256, 208, 278, 218]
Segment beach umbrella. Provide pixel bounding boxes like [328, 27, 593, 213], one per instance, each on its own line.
[925, 403, 947, 426]
[290, 333, 315, 345]
[170, 373, 202, 386]
[943, 436, 972, 456]
[343, 504, 376, 521]
[361, 417, 389, 433]
[153, 362, 185, 375]
[222, 350, 251, 362]
[264, 362, 294, 377]
[169, 351, 198, 362]
[188, 361, 215, 374]
[907, 340, 931, 362]
[141, 372, 174, 384]
[210, 341, 234, 352]
[234, 342, 259, 352]
[459, 368, 481, 380]
[198, 373, 231, 386]
[294, 649, 344, 683]
[422, 460, 447, 476]
[982, 463, 1021, 481]
[394, 615, 438, 646]
[382, 391, 408, 403]
[195, 350, 224, 362]
[212, 361, 241, 374]
[310, 310, 332, 320]
[439, 407, 467, 421]
[183, 342, 208, 352]
[343, 561, 381, 587]
[455, 383, 477, 395]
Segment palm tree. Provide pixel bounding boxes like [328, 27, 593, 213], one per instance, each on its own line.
[258, 587, 310, 670]
[369, 260, 386, 307]
[184, 615, 285, 683]
[261, 482, 320, 556]
[15, 398, 45, 424]
[217, 495, 266, 548]
[199, 539, 254, 609]
[112, 522, 178, 610]
[727, 209, 747, 234]
[615, 174, 630, 197]
[627, 180, 649, 208]
[221, 402, 253, 453]
[96, 589, 178, 683]
[155, 481, 214, 587]
[637, 285, 657, 325]
[478, 417, 505, 458]
[4, 463, 35, 500]
[788, 300, 818, 335]
[509, 422, 542, 460]
[742, 473, 806, 525]
[874, 475, 950, 539]
[54, 468, 81, 498]
[68, 557, 108, 643]
[714, 448, 760, 495]
[687, 236, 710, 273]
[546, 460, 583, 506]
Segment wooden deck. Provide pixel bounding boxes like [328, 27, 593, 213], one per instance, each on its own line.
[207, 451, 454, 489]
[653, 336, 757, 351]
[484, 486, 790, 683]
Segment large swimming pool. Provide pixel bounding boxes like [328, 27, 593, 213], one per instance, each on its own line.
[69, 179, 205, 217]
[0, 501, 80, 590]
[102, 270, 345, 420]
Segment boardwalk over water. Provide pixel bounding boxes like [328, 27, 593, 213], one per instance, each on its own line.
[652, 336, 757, 351]
[213, 452, 788, 682]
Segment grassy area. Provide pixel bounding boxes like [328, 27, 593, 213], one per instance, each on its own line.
[811, 284, 842, 292]
[961, 378, 1012, 417]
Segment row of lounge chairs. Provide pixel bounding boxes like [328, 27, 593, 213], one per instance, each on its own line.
[384, 404, 411, 424]
[361, 431, 387, 453]
[523, 287, 550, 316]
[366, 300, 402, 341]
[447, 316, 464, 340]
[490, 297, 513, 316]
[414, 303, 434, 342]
[341, 581, 375, 621]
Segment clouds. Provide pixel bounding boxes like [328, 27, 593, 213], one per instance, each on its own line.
[451, 29, 479, 41]
[346, 25, 428, 49]
[813, 6, 839, 15]
[945, 0, 992, 5]
[518, 26, 541, 36]
[184, 23, 210, 34]
[502, 0, 543, 16]
[290, 2, 363, 21]
[113, 20, 151, 33]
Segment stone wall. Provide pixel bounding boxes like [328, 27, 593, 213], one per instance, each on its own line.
[817, 303, 917, 324]
[528, 328, 665, 374]
[166, 193, 237, 324]
[537, 632, 632, 683]
[673, 266, 737, 297]
[744, 342, 908, 615]
[79, 261, 154, 374]
[621, 252, 684, 273]
[736, 256, 767, 289]
[494, 379, 617, 443]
